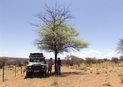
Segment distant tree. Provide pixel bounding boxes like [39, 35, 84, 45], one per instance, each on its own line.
[35, 5, 88, 74]
[69, 55, 84, 67]
[0, 63, 2, 69]
[120, 56, 123, 61]
[104, 58, 108, 62]
[96, 59, 105, 64]
[85, 57, 97, 65]
[111, 57, 119, 63]
[117, 39, 123, 54]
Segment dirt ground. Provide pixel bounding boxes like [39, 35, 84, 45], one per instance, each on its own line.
[0, 63, 123, 87]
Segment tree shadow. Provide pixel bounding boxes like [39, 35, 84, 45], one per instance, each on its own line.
[24, 72, 48, 79]
[55, 71, 87, 77]
[24, 71, 86, 79]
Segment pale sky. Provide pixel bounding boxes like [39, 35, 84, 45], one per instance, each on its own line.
[0, 0, 123, 59]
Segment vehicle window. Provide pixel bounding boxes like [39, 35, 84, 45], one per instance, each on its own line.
[30, 57, 44, 62]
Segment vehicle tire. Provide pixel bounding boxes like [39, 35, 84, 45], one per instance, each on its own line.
[43, 71, 47, 77]
[26, 71, 31, 78]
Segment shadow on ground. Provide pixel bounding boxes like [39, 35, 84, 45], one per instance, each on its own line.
[24, 72, 48, 79]
[52, 71, 87, 78]
[24, 71, 86, 79]
[56, 71, 87, 77]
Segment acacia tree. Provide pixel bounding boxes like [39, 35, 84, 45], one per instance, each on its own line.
[117, 39, 123, 54]
[35, 5, 88, 74]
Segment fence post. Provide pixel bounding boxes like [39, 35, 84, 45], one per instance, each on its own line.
[2, 62, 5, 82]
[15, 65, 16, 77]
[21, 66, 22, 74]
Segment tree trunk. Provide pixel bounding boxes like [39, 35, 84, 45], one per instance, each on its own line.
[54, 51, 58, 74]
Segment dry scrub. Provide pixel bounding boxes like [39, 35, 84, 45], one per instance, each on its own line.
[0, 62, 123, 87]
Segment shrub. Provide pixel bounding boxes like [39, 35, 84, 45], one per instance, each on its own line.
[85, 57, 97, 65]
[96, 71, 100, 75]
[118, 73, 123, 83]
[111, 57, 119, 63]
[103, 82, 111, 86]
[0, 62, 3, 69]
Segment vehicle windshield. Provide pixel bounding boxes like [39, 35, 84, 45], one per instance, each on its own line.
[29, 58, 44, 62]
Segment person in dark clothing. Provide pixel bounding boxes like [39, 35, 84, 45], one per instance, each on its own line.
[57, 57, 62, 75]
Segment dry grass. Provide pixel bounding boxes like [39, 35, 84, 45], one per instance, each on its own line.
[0, 62, 123, 87]
[50, 76, 58, 86]
[118, 73, 123, 83]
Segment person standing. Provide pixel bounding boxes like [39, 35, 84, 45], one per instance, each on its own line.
[48, 58, 53, 74]
[57, 57, 62, 75]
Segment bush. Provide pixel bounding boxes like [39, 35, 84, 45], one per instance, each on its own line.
[64, 55, 85, 66]
[118, 73, 123, 83]
[85, 57, 97, 65]
[111, 57, 119, 63]
[0, 62, 3, 69]
[103, 82, 111, 86]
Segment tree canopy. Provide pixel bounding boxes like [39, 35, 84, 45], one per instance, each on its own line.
[35, 5, 88, 74]
[36, 23, 88, 53]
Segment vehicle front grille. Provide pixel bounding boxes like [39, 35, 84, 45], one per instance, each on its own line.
[32, 65, 44, 70]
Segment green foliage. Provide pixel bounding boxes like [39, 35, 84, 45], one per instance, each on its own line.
[36, 23, 88, 53]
